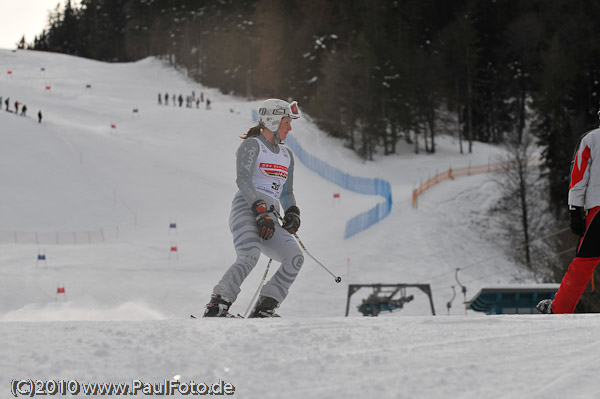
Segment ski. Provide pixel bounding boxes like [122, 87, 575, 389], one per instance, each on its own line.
[190, 313, 244, 319]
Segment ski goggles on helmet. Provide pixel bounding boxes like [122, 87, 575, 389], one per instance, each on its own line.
[287, 101, 301, 119]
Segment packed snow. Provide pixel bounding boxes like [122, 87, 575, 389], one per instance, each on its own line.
[1, 49, 598, 398]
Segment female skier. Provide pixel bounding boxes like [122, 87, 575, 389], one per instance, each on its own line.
[203, 99, 304, 318]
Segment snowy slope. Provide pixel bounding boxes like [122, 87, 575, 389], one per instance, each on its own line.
[4, 316, 600, 399]
[1, 49, 598, 398]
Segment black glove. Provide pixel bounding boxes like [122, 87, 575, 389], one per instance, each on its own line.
[282, 206, 301, 234]
[252, 200, 275, 240]
[569, 206, 586, 237]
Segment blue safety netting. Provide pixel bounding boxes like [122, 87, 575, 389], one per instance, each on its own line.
[285, 136, 392, 239]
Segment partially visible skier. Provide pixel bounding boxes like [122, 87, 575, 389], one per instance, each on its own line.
[203, 99, 303, 318]
[537, 112, 600, 314]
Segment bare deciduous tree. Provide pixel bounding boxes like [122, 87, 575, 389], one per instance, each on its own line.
[491, 134, 556, 272]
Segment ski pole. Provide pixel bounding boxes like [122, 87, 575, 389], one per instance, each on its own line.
[243, 258, 272, 318]
[272, 208, 341, 284]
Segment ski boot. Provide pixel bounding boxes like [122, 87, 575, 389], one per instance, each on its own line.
[248, 296, 281, 318]
[203, 294, 237, 318]
[536, 299, 553, 314]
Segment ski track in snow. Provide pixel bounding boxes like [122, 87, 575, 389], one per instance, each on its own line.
[1, 49, 599, 398]
[3, 316, 599, 398]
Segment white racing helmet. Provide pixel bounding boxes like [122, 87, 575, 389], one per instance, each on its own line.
[258, 99, 301, 136]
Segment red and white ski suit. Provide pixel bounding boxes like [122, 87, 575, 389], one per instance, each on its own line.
[552, 128, 600, 313]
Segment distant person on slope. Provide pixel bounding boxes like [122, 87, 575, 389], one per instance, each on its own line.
[537, 116, 600, 314]
[203, 99, 303, 318]
[38, 110, 42, 123]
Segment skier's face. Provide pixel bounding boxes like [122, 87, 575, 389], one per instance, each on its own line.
[278, 117, 292, 141]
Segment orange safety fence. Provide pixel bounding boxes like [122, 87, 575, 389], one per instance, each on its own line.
[412, 157, 542, 208]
